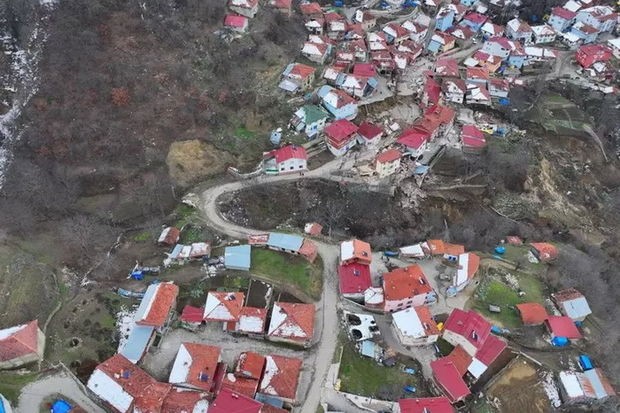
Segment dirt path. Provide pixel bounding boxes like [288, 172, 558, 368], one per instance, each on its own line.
[198, 162, 345, 413]
[16, 369, 105, 413]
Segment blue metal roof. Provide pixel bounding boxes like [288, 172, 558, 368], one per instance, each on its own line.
[254, 393, 284, 408]
[133, 284, 158, 322]
[267, 233, 304, 252]
[224, 244, 252, 270]
[119, 325, 155, 363]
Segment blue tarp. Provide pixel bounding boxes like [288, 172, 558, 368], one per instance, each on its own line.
[224, 244, 252, 271]
[552, 336, 569, 347]
[579, 354, 593, 371]
[414, 165, 429, 175]
[0, 395, 9, 413]
[119, 325, 155, 364]
[494, 246, 506, 254]
[267, 233, 304, 252]
[51, 400, 72, 413]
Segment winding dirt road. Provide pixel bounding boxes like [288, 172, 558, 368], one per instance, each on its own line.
[198, 163, 346, 413]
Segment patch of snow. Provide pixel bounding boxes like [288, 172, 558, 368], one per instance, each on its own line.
[259, 356, 280, 395]
[542, 370, 562, 408]
[169, 344, 192, 384]
[115, 307, 136, 351]
[0, 323, 27, 340]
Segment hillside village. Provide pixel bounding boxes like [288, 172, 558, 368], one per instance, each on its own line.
[1, 0, 619, 413]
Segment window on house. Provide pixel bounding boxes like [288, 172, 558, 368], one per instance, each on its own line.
[299, 165, 303, 168]
[290, 166, 294, 170]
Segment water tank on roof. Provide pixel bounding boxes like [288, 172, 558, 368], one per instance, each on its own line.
[270, 128, 282, 145]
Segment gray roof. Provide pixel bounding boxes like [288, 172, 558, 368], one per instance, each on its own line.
[119, 325, 155, 363]
[584, 369, 614, 399]
[225, 244, 252, 270]
[267, 232, 304, 252]
[561, 296, 592, 319]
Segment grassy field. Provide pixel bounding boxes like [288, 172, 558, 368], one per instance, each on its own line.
[338, 340, 426, 401]
[250, 248, 323, 300]
[0, 371, 39, 403]
[473, 269, 546, 328]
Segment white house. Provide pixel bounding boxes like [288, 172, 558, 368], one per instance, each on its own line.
[301, 40, 331, 64]
[289, 104, 330, 138]
[531, 24, 557, 44]
[506, 18, 533, 43]
[576, 6, 617, 33]
[375, 149, 402, 178]
[263, 145, 307, 174]
[441, 78, 466, 104]
[482, 36, 516, 59]
[549, 7, 577, 32]
[382, 265, 436, 313]
[392, 306, 440, 346]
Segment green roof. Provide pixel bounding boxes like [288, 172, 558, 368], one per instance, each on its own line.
[302, 104, 329, 124]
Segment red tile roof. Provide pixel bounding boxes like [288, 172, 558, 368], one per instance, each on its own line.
[94, 354, 172, 412]
[357, 121, 383, 141]
[272, 145, 307, 163]
[463, 12, 487, 25]
[235, 306, 267, 333]
[222, 374, 260, 398]
[224, 14, 248, 28]
[466, 67, 490, 80]
[416, 305, 441, 336]
[530, 242, 558, 261]
[427, 239, 445, 255]
[551, 7, 577, 20]
[299, 239, 318, 263]
[424, 77, 442, 106]
[289, 63, 316, 79]
[352, 63, 377, 77]
[0, 320, 40, 363]
[304, 222, 323, 236]
[338, 262, 372, 295]
[383, 265, 433, 301]
[444, 243, 465, 256]
[431, 358, 471, 403]
[324, 120, 359, 144]
[180, 305, 205, 323]
[506, 236, 523, 245]
[210, 387, 263, 413]
[259, 354, 303, 400]
[236, 352, 266, 380]
[398, 397, 455, 413]
[552, 288, 585, 304]
[268, 302, 315, 341]
[545, 316, 582, 339]
[299, 2, 322, 15]
[461, 125, 486, 148]
[178, 343, 221, 392]
[137, 282, 179, 327]
[397, 127, 430, 150]
[269, 0, 291, 9]
[261, 404, 289, 413]
[516, 303, 548, 325]
[446, 345, 472, 376]
[444, 309, 491, 352]
[376, 149, 401, 164]
[475, 335, 507, 366]
[162, 387, 209, 413]
[204, 292, 245, 322]
[435, 58, 459, 77]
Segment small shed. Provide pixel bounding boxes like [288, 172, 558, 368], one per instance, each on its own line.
[516, 303, 548, 325]
[158, 227, 180, 246]
[545, 316, 582, 340]
[225, 245, 252, 271]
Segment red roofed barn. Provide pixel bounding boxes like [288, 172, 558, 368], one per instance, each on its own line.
[0, 320, 45, 369]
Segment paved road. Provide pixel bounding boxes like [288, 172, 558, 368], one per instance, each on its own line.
[16, 369, 105, 413]
[198, 163, 346, 413]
